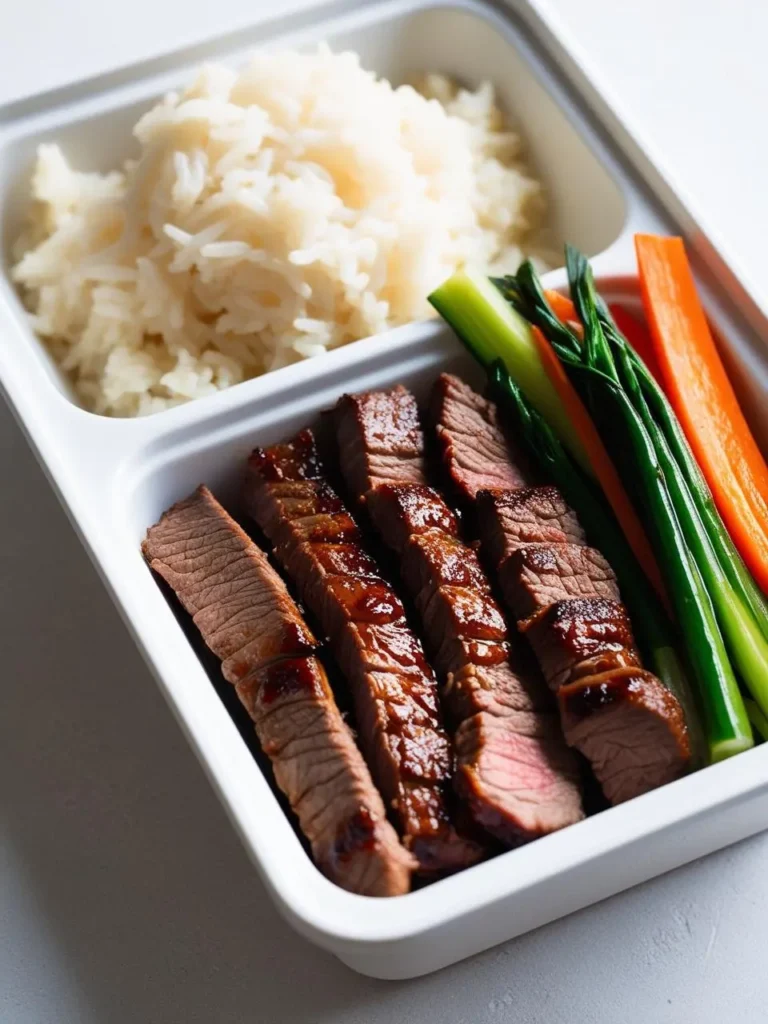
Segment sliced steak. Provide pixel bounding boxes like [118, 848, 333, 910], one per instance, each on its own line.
[336, 386, 426, 497]
[306, 574, 407, 641]
[476, 486, 587, 568]
[244, 430, 482, 874]
[421, 585, 508, 649]
[444, 654, 551, 721]
[142, 485, 317, 684]
[431, 372, 530, 500]
[334, 387, 584, 844]
[523, 598, 641, 693]
[498, 543, 620, 626]
[453, 715, 585, 845]
[144, 486, 414, 896]
[434, 637, 513, 678]
[366, 483, 460, 552]
[559, 667, 690, 803]
[399, 530, 490, 600]
[335, 621, 432, 679]
[431, 376, 690, 805]
[285, 540, 381, 581]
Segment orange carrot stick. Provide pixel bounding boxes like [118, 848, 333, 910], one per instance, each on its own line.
[544, 289, 578, 325]
[531, 324, 669, 606]
[635, 233, 768, 594]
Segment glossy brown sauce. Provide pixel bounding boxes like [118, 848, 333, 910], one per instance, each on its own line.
[351, 622, 430, 673]
[438, 586, 508, 642]
[412, 532, 488, 590]
[331, 808, 378, 863]
[312, 542, 380, 578]
[274, 482, 347, 522]
[327, 576, 405, 625]
[528, 598, 636, 650]
[569, 649, 640, 684]
[293, 512, 360, 544]
[464, 639, 511, 666]
[374, 483, 459, 537]
[560, 671, 645, 722]
[249, 429, 323, 483]
[258, 656, 324, 705]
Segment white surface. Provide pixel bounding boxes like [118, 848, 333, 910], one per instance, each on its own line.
[3, 0, 768, 1017]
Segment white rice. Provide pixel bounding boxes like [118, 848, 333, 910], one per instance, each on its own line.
[12, 47, 551, 417]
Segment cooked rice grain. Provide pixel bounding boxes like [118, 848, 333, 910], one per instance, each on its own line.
[12, 49, 550, 416]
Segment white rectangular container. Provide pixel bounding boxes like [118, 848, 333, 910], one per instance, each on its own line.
[2, 0, 768, 980]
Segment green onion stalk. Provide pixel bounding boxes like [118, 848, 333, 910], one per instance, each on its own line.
[510, 247, 756, 760]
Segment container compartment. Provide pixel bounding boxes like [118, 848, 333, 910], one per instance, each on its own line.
[119, 275, 768, 978]
[0, 0, 626, 414]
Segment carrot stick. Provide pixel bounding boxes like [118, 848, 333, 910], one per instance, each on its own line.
[531, 324, 669, 606]
[544, 289, 578, 325]
[635, 234, 768, 594]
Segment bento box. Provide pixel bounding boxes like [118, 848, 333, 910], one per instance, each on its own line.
[2, 0, 768, 980]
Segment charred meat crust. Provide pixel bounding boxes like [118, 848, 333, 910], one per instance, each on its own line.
[244, 430, 483, 874]
[143, 485, 414, 896]
[524, 598, 641, 692]
[334, 387, 584, 845]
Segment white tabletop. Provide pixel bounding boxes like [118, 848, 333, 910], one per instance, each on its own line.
[3, 2, 768, 1020]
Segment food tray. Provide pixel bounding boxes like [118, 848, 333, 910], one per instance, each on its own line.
[2, 0, 768, 980]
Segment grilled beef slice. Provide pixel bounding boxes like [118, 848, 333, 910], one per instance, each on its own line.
[243, 431, 482, 873]
[433, 374, 690, 803]
[143, 486, 414, 896]
[559, 668, 690, 805]
[524, 598, 641, 692]
[431, 370, 529, 501]
[334, 389, 584, 845]
[498, 543, 621, 627]
[336, 385, 426, 497]
[476, 486, 587, 568]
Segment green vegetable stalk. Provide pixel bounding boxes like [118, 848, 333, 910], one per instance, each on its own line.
[511, 247, 752, 761]
[745, 700, 768, 742]
[605, 322, 768, 722]
[595, 304, 768, 643]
